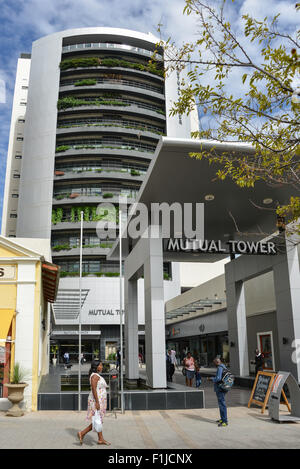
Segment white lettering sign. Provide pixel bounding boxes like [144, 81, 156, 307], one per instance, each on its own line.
[166, 239, 277, 255]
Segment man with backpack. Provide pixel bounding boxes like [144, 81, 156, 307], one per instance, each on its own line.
[208, 357, 234, 427]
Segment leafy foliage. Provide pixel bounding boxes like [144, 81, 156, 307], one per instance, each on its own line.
[59, 57, 164, 77]
[159, 0, 300, 228]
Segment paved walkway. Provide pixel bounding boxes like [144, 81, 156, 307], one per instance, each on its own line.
[1, 405, 300, 449]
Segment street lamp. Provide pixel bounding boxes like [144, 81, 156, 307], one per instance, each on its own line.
[78, 210, 83, 412]
[119, 208, 124, 413]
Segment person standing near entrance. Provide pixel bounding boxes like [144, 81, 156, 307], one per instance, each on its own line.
[116, 349, 121, 371]
[64, 351, 69, 365]
[183, 352, 195, 387]
[208, 357, 228, 427]
[77, 360, 111, 446]
[255, 349, 265, 375]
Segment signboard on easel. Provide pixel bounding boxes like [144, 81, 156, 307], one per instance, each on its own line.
[248, 371, 291, 414]
[248, 371, 276, 413]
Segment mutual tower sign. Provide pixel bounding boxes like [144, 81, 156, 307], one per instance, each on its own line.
[166, 239, 277, 255]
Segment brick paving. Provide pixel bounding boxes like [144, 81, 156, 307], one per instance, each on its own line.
[1, 405, 300, 449]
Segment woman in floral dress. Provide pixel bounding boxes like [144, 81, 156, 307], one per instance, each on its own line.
[77, 361, 111, 445]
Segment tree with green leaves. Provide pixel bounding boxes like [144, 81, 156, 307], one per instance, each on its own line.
[159, 0, 300, 232]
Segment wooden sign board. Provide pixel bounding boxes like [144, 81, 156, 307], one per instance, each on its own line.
[248, 371, 291, 414]
[248, 371, 276, 413]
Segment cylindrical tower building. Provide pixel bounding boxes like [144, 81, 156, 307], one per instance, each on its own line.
[2, 28, 198, 362]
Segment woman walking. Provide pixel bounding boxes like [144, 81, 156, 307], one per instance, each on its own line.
[183, 352, 195, 387]
[77, 360, 111, 446]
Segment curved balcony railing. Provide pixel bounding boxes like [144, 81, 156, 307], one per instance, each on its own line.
[57, 96, 165, 115]
[55, 165, 147, 176]
[55, 139, 156, 154]
[53, 188, 139, 200]
[57, 118, 164, 135]
[62, 42, 163, 60]
[60, 78, 164, 94]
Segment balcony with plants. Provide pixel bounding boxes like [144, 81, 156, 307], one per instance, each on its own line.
[59, 57, 164, 79]
[57, 117, 165, 137]
[55, 137, 156, 156]
[61, 42, 163, 63]
[59, 76, 165, 100]
[52, 183, 139, 204]
[57, 95, 166, 118]
[56, 122, 163, 141]
[54, 163, 146, 181]
[55, 258, 120, 278]
[51, 204, 120, 234]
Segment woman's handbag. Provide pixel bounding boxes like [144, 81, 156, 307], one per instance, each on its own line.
[182, 367, 186, 376]
[92, 410, 103, 433]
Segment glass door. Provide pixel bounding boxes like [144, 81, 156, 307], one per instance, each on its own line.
[257, 332, 275, 371]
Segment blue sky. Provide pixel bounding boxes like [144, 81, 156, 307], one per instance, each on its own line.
[0, 0, 298, 229]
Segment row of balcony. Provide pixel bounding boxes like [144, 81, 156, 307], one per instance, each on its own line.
[54, 167, 146, 180]
[56, 125, 161, 143]
[57, 96, 165, 115]
[59, 57, 164, 79]
[62, 42, 163, 61]
[57, 118, 164, 135]
[60, 77, 164, 94]
[55, 139, 156, 155]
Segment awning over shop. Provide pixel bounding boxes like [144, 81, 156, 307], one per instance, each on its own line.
[42, 262, 60, 303]
[0, 309, 15, 344]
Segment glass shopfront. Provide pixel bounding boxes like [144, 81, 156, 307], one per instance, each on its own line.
[167, 332, 229, 368]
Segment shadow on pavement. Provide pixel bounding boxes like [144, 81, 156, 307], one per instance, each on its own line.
[65, 427, 95, 447]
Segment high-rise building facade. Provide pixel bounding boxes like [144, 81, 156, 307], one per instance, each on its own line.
[2, 28, 198, 362]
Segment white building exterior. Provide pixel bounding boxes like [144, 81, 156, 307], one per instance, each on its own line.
[2, 55, 31, 237]
[2, 28, 197, 361]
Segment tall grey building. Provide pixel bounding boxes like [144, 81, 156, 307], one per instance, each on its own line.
[2, 28, 198, 362]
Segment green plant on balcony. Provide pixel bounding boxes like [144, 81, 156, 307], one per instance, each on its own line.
[56, 208, 63, 224]
[84, 206, 90, 222]
[59, 57, 164, 77]
[74, 79, 97, 86]
[70, 207, 76, 223]
[57, 96, 129, 111]
[56, 145, 71, 152]
[102, 193, 114, 199]
[52, 244, 71, 252]
[100, 243, 113, 249]
[130, 169, 140, 176]
[52, 210, 57, 225]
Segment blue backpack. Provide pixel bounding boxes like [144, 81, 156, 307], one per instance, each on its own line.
[218, 367, 234, 392]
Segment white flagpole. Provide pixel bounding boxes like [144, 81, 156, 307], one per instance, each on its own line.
[78, 210, 83, 412]
[119, 208, 124, 413]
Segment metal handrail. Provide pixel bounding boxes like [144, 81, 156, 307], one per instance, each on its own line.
[56, 139, 156, 153]
[57, 119, 164, 134]
[58, 97, 165, 114]
[62, 42, 163, 60]
[60, 78, 164, 94]
[55, 166, 147, 175]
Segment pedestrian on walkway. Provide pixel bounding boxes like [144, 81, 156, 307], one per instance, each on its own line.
[170, 349, 177, 369]
[255, 349, 265, 375]
[208, 357, 228, 427]
[77, 360, 111, 446]
[195, 364, 202, 388]
[64, 351, 69, 365]
[183, 352, 195, 387]
[116, 349, 121, 370]
[166, 350, 172, 381]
